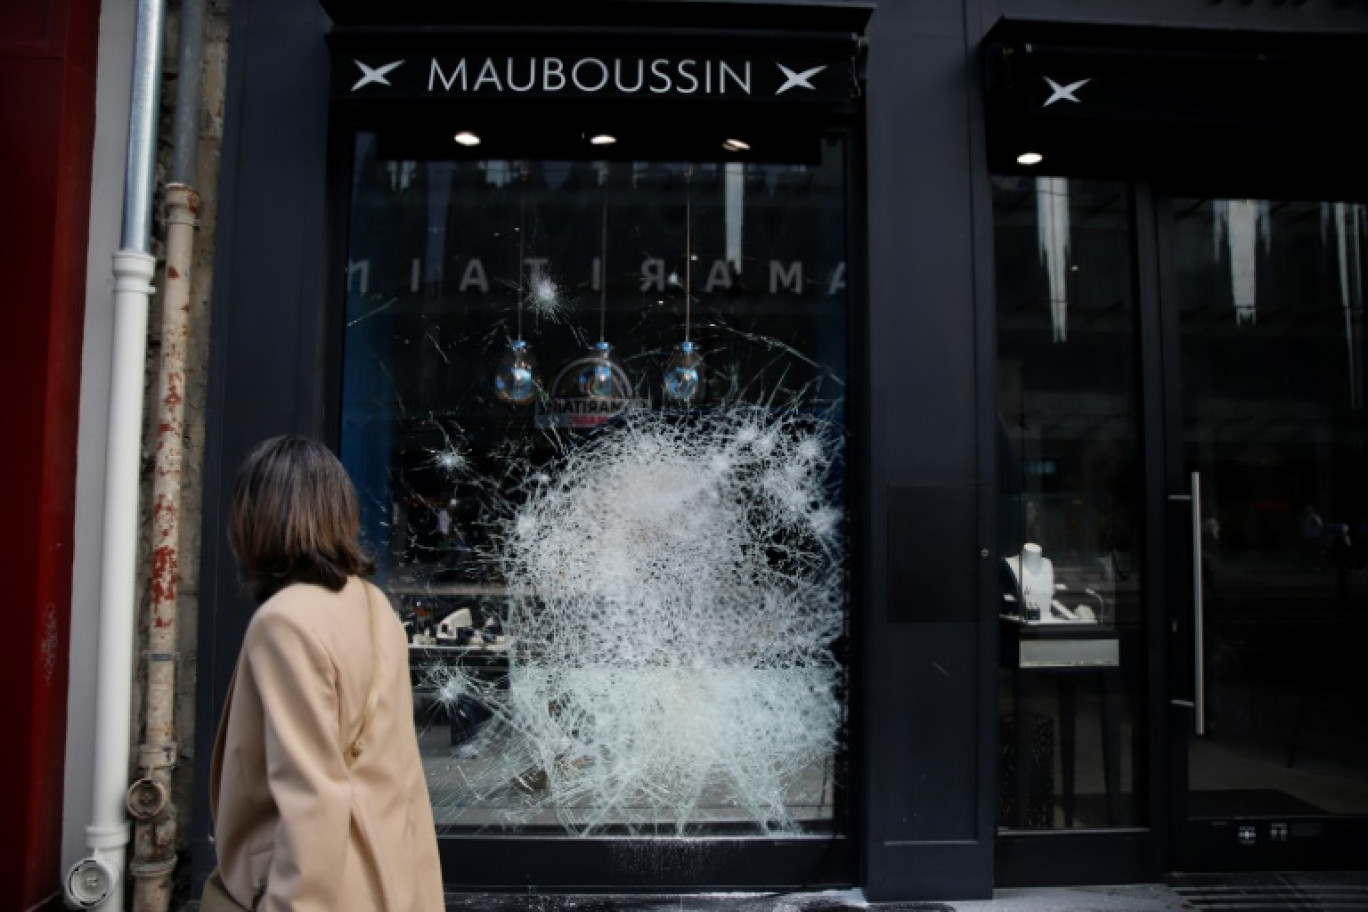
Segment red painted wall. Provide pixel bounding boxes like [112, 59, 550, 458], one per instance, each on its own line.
[0, 0, 100, 907]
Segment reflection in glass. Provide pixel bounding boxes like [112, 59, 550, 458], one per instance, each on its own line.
[993, 175, 1144, 830]
[1036, 176, 1072, 343]
[340, 145, 850, 836]
[1213, 199, 1270, 326]
[1327, 202, 1364, 409]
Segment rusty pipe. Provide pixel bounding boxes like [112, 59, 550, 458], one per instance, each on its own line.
[128, 183, 198, 912]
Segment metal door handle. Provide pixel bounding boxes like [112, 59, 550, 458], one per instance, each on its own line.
[1167, 472, 1205, 735]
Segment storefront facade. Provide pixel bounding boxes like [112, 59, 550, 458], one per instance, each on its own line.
[193, 0, 1368, 902]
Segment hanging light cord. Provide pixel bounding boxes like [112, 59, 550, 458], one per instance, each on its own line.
[516, 194, 525, 341]
[684, 166, 692, 344]
[599, 172, 608, 345]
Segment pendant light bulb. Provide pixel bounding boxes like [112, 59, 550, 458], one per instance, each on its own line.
[577, 340, 619, 400]
[663, 340, 704, 404]
[493, 338, 540, 406]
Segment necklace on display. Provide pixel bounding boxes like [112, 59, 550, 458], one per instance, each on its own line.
[1019, 563, 1053, 614]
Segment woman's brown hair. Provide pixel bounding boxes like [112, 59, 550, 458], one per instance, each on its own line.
[229, 435, 375, 603]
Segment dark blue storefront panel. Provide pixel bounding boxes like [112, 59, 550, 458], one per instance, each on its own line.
[887, 484, 980, 624]
[191, 0, 334, 894]
[872, 621, 981, 837]
[861, 0, 996, 899]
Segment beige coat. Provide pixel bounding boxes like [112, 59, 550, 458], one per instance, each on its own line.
[210, 577, 444, 911]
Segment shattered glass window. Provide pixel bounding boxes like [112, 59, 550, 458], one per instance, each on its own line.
[339, 136, 850, 836]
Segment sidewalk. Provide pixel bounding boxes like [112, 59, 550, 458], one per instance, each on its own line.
[186, 877, 1368, 911]
[442, 885, 1187, 912]
[442, 874, 1368, 912]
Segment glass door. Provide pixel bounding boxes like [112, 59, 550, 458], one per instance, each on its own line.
[1163, 195, 1368, 870]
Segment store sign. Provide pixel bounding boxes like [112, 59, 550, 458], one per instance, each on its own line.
[337, 51, 852, 103]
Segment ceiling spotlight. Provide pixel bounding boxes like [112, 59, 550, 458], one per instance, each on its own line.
[589, 134, 617, 146]
[454, 131, 481, 147]
[722, 138, 751, 152]
[1016, 151, 1044, 166]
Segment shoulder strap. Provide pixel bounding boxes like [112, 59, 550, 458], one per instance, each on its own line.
[347, 581, 383, 764]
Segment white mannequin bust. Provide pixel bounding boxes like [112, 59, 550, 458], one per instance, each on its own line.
[1006, 543, 1054, 617]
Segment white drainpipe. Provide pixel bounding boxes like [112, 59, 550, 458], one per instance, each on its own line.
[65, 0, 167, 908]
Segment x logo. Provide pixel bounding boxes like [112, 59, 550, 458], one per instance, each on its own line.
[776, 63, 827, 95]
[1042, 76, 1090, 107]
[352, 59, 405, 91]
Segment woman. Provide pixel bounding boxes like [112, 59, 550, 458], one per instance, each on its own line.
[209, 436, 443, 911]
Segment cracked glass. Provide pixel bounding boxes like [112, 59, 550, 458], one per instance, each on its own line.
[339, 136, 850, 836]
